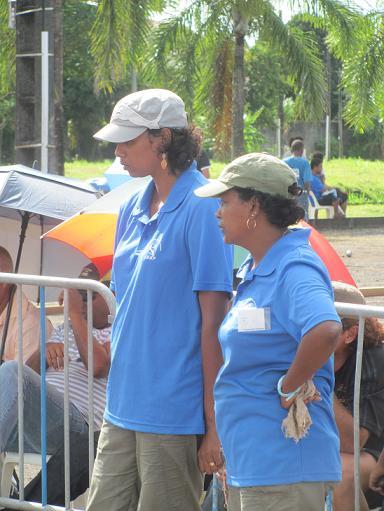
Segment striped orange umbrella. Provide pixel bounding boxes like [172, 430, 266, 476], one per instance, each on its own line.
[43, 177, 150, 277]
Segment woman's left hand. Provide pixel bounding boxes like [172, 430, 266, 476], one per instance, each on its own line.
[198, 426, 223, 474]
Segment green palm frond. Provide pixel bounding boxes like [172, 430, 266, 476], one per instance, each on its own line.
[195, 34, 234, 157]
[314, 0, 357, 43]
[90, 0, 166, 93]
[261, 3, 327, 119]
[341, 13, 384, 130]
[0, 0, 15, 95]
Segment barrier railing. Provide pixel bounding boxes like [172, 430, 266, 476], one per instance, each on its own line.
[360, 286, 384, 298]
[0, 272, 116, 511]
[1, 272, 384, 511]
[335, 301, 384, 511]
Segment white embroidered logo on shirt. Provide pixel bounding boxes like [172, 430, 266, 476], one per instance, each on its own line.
[144, 236, 163, 260]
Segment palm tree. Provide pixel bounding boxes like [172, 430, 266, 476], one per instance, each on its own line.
[143, 0, 357, 158]
[0, 0, 15, 97]
[90, 0, 167, 93]
[329, 11, 384, 133]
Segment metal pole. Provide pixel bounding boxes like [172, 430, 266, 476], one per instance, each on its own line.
[87, 289, 95, 486]
[276, 118, 281, 158]
[63, 289, 71, 509]
[131, 68, 137, 92]
[40, 286, 48, 507]
[41, 31, 49, 173]
[325, 115, 330, 161]
[353, 316, 366, 511]
[17, 285, 25, 501]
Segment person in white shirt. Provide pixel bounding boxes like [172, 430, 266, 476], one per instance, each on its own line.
[0, 264, 111, 506]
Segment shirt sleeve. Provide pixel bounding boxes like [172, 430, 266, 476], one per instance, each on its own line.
[48, 324, 65, 344]
[359, 350, 384, 438]
[186, 197, 233, 294]
[94, 326, 112, 345]
[110, 202, 128, 293]
[303, 161, 313, 184]
[274, 256, 341, 341]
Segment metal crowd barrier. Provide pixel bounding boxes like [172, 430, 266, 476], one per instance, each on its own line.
[335, 301, 384, 511]
[1, 272, 384, 511]
[0, 272, 116, 511]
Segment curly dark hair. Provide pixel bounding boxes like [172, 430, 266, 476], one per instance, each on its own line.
[148, 126, 202, 175]
[233, 187, 304, 229]
[341, 316, 384, 350]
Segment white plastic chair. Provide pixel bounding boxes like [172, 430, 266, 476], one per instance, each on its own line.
[1, 452, 87, 509]
[308, 191, 335, 220]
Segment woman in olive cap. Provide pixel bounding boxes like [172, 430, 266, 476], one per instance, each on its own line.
[195, 152, 342, 511]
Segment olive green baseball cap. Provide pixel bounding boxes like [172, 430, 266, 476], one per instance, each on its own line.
[194, 152, 298, 199]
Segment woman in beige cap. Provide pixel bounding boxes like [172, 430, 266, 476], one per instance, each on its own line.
[195, 152, 342, 511]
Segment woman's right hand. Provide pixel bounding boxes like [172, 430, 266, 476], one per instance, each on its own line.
[46, 342, 64, 370]
[279, 385, 321, 409]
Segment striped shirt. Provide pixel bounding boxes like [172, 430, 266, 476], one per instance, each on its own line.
[46, 323, 111, 429]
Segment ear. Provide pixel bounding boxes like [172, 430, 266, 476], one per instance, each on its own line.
[344, 324, 359, 345]
[159, 128, 172, 148]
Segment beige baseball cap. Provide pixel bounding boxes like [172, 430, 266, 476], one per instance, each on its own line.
[94, 89, 188, 143]
[194, 153, 298, 198]
[332, 281, 365, 305]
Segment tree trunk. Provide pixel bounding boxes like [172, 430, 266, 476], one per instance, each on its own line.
[231, 9, 247, 159]
[325, 46, 332, 160]
[232, 31, 245, 158]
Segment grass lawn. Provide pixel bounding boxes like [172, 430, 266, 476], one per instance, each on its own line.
[65, 159, 113, 180]
[65, 158, 384, 217]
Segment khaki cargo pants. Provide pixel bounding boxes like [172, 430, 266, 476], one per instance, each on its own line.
[228, 482, 335, 511]
[86, 420, 203, 511]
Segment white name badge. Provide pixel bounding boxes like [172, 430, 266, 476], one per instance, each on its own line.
[238, 307, 270, 332]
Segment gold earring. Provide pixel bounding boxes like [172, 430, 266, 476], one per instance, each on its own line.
[161, 153, 168, 170]
[246, 216, 257, 230]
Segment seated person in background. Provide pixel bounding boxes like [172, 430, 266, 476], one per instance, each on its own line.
[312, 151, 326, 183]
[0, 246, 53, 367]
[196, 148, 211, 178]
[283, 138, 312, 219]
[311, 152, 348, 212]
[0, 263, 111, 506]
[332, 282, 384, 511]
[310, 158, 347, 217]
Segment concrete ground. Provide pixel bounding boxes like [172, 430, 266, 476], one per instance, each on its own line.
[323, 227, 384, 307]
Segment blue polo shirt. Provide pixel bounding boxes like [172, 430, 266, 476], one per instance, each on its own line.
[106, 164, 233, 434]
[215, 228, 341, 487]
[283, 156, 312, 188]
[311, 174, 325, 200]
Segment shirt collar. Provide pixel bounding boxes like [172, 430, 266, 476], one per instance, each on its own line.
[237, 227, 311, 280]
[131, 162, 198, 222]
